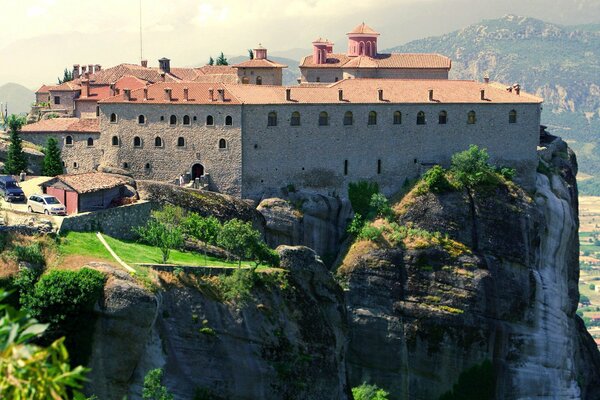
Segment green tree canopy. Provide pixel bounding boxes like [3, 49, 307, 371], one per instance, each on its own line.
[348, 181, 380, 217]
[217, 219, 261, 266]
[41, 137, 63, 177]
[352, 383, 390, 400]
[208, 56, 214, 66]
[57, 68, 73, 84]
[216, 52, 228, 66]
[142, 368, 173, 400]
[450, 145, 497, 189]
[248, 49, 254, 59]
[4, 114, 28, 175]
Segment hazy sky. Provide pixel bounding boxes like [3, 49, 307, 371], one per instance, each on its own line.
[1, 0, 600, 88]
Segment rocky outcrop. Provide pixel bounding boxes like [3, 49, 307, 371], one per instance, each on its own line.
[258, 191, 352, 263]
[341, 135, 600, 399]
[85, 247, 349, 400]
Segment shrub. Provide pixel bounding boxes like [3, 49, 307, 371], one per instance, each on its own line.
[252, 241, 280, 268]
[418, 165, 453, 194]
[450, 145, 499, 189]
[348, 181, 379, 217]
[352, 382, 390, 400]
[218, 268, 256, 304]
[142, 368, 173, 400]
[369, 193, 393, 219]
[199, 327, 216, 336]
[498, 166, 516, 181]
[20, 268, 105, 325]
[183, 213, 222, 246]
[217, 219, 263, 267]
[590, 283, 596, 291]
[347, 213, 365, 236]
[12, 243, 45, 266]
[358, 224, 385, 242]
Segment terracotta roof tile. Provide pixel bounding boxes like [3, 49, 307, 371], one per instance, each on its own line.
[46, 172, 128, 194]
[348, 23, 379, 35]
[36, 85, 51, 93]
[21, 118, 99, 133]
[197, 65, 237, 75]
[47, 81, 81, 92]
[300, 53, 451, 69]
[233, 59, 288, 68]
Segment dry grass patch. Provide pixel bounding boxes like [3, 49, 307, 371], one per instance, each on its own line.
[338, 240, 380, 275]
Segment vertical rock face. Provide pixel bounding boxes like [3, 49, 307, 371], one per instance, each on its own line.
[342, 135, 600, 399]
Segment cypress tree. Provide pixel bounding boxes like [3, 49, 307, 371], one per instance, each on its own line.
[216, 52, 228, 66]
[248, 49, 254, 60]
[41, 137, 63, 177]
[4, 115, 27, 175]
[208, 56, 214, 66]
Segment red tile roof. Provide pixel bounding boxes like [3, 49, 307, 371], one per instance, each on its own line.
[21, 118, 99, 133]
[348, 23, 379, 35]
[101, 79, 542, 105]
[47, 81, 82, 92]
[300, 53, 451, 69]
[197, 65, 237, 75]
[233, 59, 288, 69]
[45, 172, 128, 194]
[115, 76, 148, 91]
[36, 85, 51, 93]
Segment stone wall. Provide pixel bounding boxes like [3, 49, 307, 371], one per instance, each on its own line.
[20, 131, 102, 174]
[59, 201, 155, 239]
[76, 101, 98, 119]
[236, 68, 283, 85]
[241, 102, 541, 198]
[98, 104, 243, 197]
[50, 90, 77, 114]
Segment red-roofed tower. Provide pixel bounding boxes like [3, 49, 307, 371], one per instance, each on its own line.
[347, 23, 379, 57]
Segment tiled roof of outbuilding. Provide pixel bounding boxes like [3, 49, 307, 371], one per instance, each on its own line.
[233, 59, 288, 68]
[300, 53, 451, 69]
[44, 172, 128, 194]
[21, 118, 99, 133]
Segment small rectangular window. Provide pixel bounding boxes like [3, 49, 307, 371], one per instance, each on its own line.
[377, 159, 382, 174]
[344, 160, 348, 176]
[54, 96, 60, 105]
[96, 106, 100, 117]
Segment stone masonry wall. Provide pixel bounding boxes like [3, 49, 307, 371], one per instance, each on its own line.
[98, 104, 243, 197]
[241, 102, 540, 199]
[76, 101, 98, 119]
[59, 201, 156, 240]
[236, 68, 283, 85]
[50, 91, 78, 115]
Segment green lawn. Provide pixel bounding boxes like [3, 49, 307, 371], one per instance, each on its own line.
[59, 232, 247, 268]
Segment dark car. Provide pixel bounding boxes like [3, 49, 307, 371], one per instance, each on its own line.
[0, 176, 26, 202]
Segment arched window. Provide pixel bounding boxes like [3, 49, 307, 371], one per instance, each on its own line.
[145, 163, 151, 169]
[169, 115, 177, 125]
[417, 111, 426, 125]
[73, 162, 78, 168]
[393, 111, 402, 125]
[256, 76, 262, 85]
[110, 113, 117, 123]
[138, 115, 145, 124]
[319, 111, 329, 126]
[368, 111, 377, 125]
[225, 116, 233, 126]
[509, 109, 517, 123]
[344, 111, 353, 126]
[111, 136, 119, 146]
[65, 135, 73, 145]
[359, 42, 364, 55]
[267, 111, 277, 127]
[467, 110, 476, 124]
[133, 136, 142, 147]
[154, 137, 163, 147]
[177, 137, 185, 147]
[366, 41, 372, 56]
[183, 115, 190, 125]
[206, 115, 214, 126]
[291, 111, 301, 126]
[242, 77, 250, 84]
[219, 138, 227, 149]
[438, 111, 447, 124]
[87, 137, 94, 146]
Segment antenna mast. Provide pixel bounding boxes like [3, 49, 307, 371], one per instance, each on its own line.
[139, 0, 144, 63]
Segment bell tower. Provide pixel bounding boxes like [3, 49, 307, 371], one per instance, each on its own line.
[347, 22, 379, 57]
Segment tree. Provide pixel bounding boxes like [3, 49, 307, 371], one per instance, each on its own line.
[135, 219, 184, 263]
[57, 68, 73, 84]
[248, 49, 254, 59]
[208, 56, 214, 66]
[352, 383, 390, 400]
[142, 368, 173, 400]
[41, 137, 63, 177]
[450, 145, 497, 190]
[4, 114, 28, 175]
[182, 213, 222, 246]
[348, 181, 379, 217]
[216, 52, 228, 66]
[0, 289, 88, 399]
[217, 219, 262, 267]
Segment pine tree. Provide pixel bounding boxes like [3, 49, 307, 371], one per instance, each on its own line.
[41, 137, 63, 177]
[208, 56, 214, 66]
[57, 68, 73, 84]
[248, 49, 254, 60]
[216, 52, 228, 66]
[4, 115, 28, 175]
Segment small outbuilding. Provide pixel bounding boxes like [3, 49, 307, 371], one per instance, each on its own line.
[42, 172, 132, 214]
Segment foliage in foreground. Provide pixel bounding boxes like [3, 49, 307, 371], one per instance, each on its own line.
[142, 368, 173, 400]
[352, 382, 390, 400]
[0, 289, 88, 399]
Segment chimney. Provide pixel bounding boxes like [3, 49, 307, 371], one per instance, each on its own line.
[428, 89, 434, 102]
[159, 58, 171, 74]
[109, 84, 116, 96]
[95, 64, 102, 72]
[88, 64, 94, 74]
[514, 84, 521, 95]
[378, 88, 384, 101]
[164, 88, 172, 102]
[81, 79, 90, 97]
[141, 59, 148, 68]
[73, 64, 80, 79]
[338, 89, 344, 101]
[484, 75, 490, 84]
[81, 65, 87, 75]
[123, 89, 131, 101]
[160, 73, 166, 82]
[480, 89, 486, 100]
[208, 88, 214, 101]
[285, 88, 291, 101]
[143, 87, 148, 101]
[217, 88, 225, 102]
[183, 87, 189, 101]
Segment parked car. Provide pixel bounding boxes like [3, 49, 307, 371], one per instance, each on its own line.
[27, 194, 66, 216]
[0, 176, 25, 202]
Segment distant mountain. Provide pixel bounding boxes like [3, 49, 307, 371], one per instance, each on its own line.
[0, 83, 34, 115]
[385, 14, 600, 175]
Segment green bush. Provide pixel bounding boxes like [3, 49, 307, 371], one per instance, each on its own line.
[20, 268, 105, 325]
[498, 166, 516, 181]
[142, 368, 173, 400]
[369, 193, 393, 219]
[352, 382, 390, 400]
[348, 181, 379, 217]
[347, 214, 365, 236]
[12, 243, 45, 266]
[358, 224, 385, 242]
[217, 219, 266, 267]
[218, 268, 256, 304]
[418, 165, 453, 194]
[450, 145, 499, 189]
[183, 213, 222, 246]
